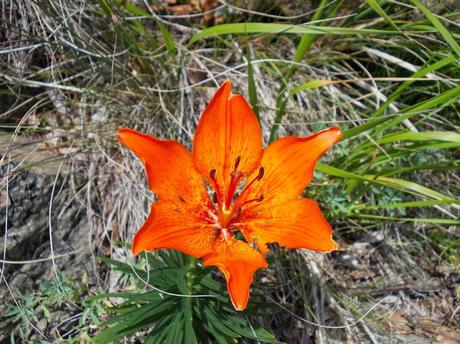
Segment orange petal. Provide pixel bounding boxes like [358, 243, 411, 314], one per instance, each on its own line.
[244, 127, 342, 202]
[117, 128, 207, 204]
[202, 239, 267, 311]
[132, 200, 215, 257]
[238, 198, 338, 254]
[193, 81, 263, 204]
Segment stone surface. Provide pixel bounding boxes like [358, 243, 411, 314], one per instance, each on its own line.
[0, 132, 93, 342]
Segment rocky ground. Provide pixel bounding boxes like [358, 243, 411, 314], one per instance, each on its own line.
[0, 133, 94, 342]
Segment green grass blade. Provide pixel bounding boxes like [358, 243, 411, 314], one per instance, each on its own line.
[157, 20, 176, 57]
[246, 46, 260, 122]
[366, 0, 401, 31]
[377, 131, 460, 145]
[410, 0, 460, 57]
[290, 80, 334, 95]
[344, 85, 460, 139]
[317, 163, 456, 201]
[269, 0, 333, 143]
[189, 23, 401, 44]
[351, 199, 460, 211]
[349, 213, 460, 225]
[371, 55, 456, 118]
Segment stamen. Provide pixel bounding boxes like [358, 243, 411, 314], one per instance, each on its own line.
[209, 168, 223, 207]
[241, 194, 264, 207]
[210, 168, 216, 180]
[257, 167, 265, 181]
[212, 192, 218, 204]
[237, 166, 265, 202]
[234, 156, 241, 171]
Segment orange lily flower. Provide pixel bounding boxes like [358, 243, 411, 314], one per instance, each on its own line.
[116, 81, 342, 311]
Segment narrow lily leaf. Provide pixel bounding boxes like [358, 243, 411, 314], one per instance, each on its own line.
[189, 23, 400, 44]
[203, 308, 241, 338]
[145, 315, 176, 344]
[184, 311, 198, 344]
[410, 0, 460, 57]
[166, 313, 184, 344]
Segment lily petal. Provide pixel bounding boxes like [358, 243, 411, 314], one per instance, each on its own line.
[132, 200, 215, 257]
[202, 239, 267, 311]
[117, 128, 207, 204]
[244, 127, 342, 203]
[238, 198, 338, 254]
[193, 81, 262, 204]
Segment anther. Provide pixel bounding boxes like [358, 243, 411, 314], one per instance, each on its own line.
[257, 167, 265, 181]
[210, 168, 216, 180]
[257, 194, 264, 202]
[212, 192, 218, 204]
[178, 195, 186, 203]
[234, 156, 241, 171]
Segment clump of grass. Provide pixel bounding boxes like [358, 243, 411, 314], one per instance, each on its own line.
[1, 0, 459, 342]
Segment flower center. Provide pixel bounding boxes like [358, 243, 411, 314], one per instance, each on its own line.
[207, 156, 264, 237]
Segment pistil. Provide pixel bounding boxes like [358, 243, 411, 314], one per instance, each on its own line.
[208, 158, 265, 236]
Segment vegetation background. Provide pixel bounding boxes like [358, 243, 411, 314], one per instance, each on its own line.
[1, 0, 459, 343]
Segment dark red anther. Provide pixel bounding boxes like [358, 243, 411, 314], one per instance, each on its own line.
[257, 194, 264, 202]
[212, 192, 218, 204]
[210, 168, 216, 180]
[257, 167, 265, 181]
[178, 195, 186, 203]
[234, 156, 241, 171]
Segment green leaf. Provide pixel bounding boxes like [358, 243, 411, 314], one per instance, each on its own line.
[344, 85, 460, 139]
[166, 313, 184, 344]
[122, 1, 149, 16]
[157, 20, 176, 57]
[202, 307, 241, 338]
[317, 163, 456, 201]
[377, 131, 460, 145]
[290, 80, 333, 96]
[189, 23, 401, 44]
[410, 0, 460, 57]
[184, 310, 198, 344]
[366, 0, 401, 31]
[371, 55, 456, 118]
[351, 199, 460, 210]
[144, 314, 175, 344]
[349, 213, 460, 225]
[246, 46, 260, 123]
